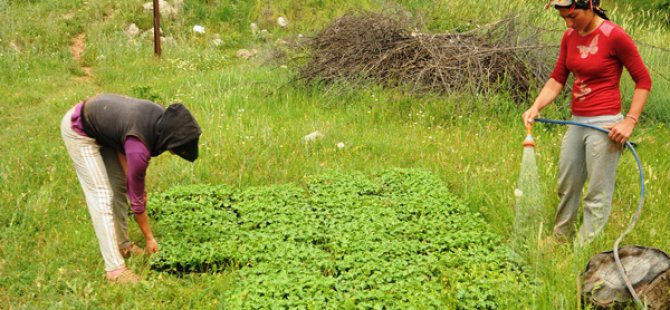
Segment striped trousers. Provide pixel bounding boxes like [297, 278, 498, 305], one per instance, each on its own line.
[61, 108, 131, 271]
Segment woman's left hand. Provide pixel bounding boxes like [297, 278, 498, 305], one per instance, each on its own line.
[604, 118, 636, 144]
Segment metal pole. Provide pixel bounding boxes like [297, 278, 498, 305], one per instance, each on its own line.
[153, 0, 162, 57]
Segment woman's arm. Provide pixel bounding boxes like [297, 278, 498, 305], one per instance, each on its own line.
[121, 137, 159, 254]
[606, 88, 650, 144]
[605, 29, 652, 143]
[522, 78, 565, 126]
[134, 211, 159, 254]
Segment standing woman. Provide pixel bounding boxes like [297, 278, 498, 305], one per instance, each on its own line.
[522, 0, 652, 245]
[61, 94, 202, 283]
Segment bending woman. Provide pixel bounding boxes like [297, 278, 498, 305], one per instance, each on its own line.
[61, 94, 202, 283]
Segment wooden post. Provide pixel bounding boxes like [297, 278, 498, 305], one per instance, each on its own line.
[153, 0, 161, 57]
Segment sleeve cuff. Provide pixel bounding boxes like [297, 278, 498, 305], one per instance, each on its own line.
[131, 205, 146, 215]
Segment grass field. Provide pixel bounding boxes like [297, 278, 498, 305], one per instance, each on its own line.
[1, 0, 669, 308]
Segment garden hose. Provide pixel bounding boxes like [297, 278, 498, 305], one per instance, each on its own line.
[534, 118, 645, 306]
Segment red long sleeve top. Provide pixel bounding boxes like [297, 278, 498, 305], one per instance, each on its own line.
[550, 20, 652, 116]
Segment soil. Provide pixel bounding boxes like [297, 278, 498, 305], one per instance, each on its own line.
[70, 32, 93, 81]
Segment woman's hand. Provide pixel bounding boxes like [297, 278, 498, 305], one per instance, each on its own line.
[134, 211, 158, 255]
[522, 106, 540, 127]
[521, 78, 563, 127]
[604, 118, 636, 144]
[145, 238, 159, 255]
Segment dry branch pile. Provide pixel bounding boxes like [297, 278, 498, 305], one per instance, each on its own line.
[297, 12, 556, 100]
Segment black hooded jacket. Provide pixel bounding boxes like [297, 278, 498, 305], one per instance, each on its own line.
[81, 94, 201, 157]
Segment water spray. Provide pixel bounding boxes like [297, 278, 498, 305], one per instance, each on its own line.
[513, 123, 543, 252]
[532, 118, 645, 306]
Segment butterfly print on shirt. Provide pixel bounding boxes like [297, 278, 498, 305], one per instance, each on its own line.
[576, 34, 599, 59]
[574, 76, 592, 101]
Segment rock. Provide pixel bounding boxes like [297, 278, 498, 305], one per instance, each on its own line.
[140, 27, 163, 41]
[193, 25, 205, 34]
[146, 27, 163, 35]
[124, 23, 141, 39]
[260, 29, 269, 39]
[143, 0, 180, 19]
[212, 34, 222, 46]
[236, 49, 257, 59]
[277, 16, 288, 28]
[173, 0, 183, 11]
[303, 131, 324, 142]
[9, 41, 21, 53]
[62, 12, 75, 21]
[161, 36, 176, 45]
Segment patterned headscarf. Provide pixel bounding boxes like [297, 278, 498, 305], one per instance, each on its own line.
[545, 0, 601, 10]
[545, 0, 607, 19]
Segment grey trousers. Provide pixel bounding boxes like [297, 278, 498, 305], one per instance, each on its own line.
[61, 108, 131, 271]
[553, 114, 623, 245]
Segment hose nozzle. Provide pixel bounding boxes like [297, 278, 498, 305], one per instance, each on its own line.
[523, 124, 535, 147]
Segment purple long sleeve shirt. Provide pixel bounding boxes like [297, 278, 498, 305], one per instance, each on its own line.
[71, 103, 151, 214]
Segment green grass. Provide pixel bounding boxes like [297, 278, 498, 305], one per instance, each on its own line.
[1, 0, 669, 308]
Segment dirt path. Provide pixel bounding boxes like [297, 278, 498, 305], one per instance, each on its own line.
[70, 32, 93, 81]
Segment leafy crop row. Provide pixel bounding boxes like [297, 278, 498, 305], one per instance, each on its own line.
[148, 169, 529, 308]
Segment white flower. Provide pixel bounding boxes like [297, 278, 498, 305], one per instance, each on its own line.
[277, 16, 288, 28]
[250, 23, 258, 35]
[336, 142, 345, 149]
[514, 189, 523, 198]
[193, 25, 205, 34]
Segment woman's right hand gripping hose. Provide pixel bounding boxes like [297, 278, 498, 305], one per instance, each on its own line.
[522, 106, 540, 128]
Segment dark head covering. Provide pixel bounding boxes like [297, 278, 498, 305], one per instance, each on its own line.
[171, 137, 199, 162]
[81, 94, 202, 160]
[154, 103, 202, 161]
